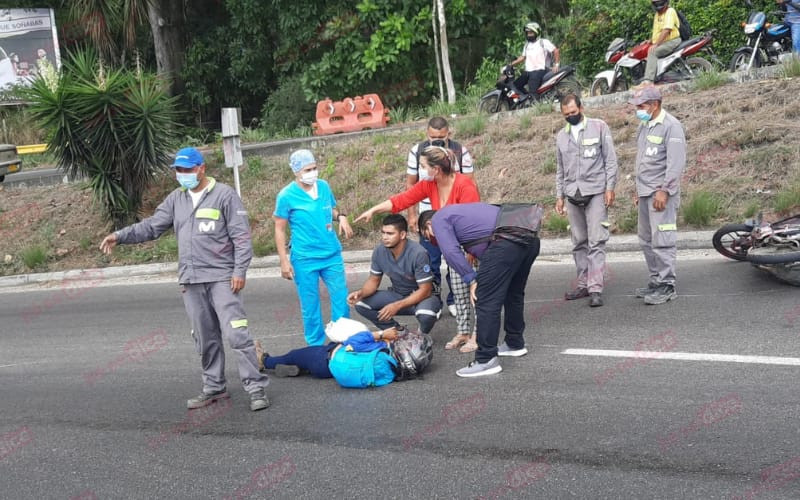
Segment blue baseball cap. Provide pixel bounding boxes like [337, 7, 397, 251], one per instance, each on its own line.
[289, 149, 315, 173]
[171, 147, 204, 168]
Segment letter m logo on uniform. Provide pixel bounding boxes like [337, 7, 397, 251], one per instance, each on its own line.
[646, 146, 658, 156]
[198, 221, 216, 232]
[583, 148, 596, 158]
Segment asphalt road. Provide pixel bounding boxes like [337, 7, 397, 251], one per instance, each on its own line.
[2, 252, 800, 499]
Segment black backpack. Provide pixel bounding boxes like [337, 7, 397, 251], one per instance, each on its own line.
[415, 140, 464, 174]
[676, 10, 692, 41]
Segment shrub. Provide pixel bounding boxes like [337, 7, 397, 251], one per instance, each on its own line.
[456, 115, 487, 138]
[743, 202, 759, 218]
[21, 245, 47, 269]
[540, 155, 557, 175]
[544, 214, 569, 233]
[617, 207, 638, 233]
[260, 75, 316, 136]
[780, 55, 800, 78]
[683, 191, 721, 226]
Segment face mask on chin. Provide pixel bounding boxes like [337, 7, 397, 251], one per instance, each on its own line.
[177, 172, 200, 190]
[300, 170, 318, 185]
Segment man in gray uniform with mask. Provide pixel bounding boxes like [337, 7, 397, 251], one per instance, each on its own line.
[629, 86, 686, 304]
[99, 147, 270, 411]
[556, 93, 618, 307]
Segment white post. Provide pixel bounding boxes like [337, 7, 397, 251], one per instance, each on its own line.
[221, 107, 243, 197]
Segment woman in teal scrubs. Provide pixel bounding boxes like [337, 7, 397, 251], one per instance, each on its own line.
[274, 149, 354, 345]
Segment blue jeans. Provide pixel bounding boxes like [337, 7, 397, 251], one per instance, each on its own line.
[791, 21, 800, 54]
[420, 235, 454, 305]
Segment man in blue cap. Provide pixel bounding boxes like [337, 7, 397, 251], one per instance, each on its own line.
[99, 147, 270, 411]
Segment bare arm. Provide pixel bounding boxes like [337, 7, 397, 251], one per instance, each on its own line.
[347, 274, 382, 305]
[405, 174, 419, 231]
[273, 216, 294, 280]
[354, 199, 394, 224]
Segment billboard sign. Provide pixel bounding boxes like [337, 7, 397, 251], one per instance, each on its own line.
[0, 9, 59, 89]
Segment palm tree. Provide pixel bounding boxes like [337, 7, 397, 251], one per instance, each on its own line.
[24, 49, 180, 227]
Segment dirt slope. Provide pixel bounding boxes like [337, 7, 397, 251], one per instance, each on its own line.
[2, 76, 799, 276]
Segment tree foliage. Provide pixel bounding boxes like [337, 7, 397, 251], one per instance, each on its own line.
[23, 49, 180, 227]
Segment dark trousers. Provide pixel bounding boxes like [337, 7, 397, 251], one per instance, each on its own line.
[355, 290, 441, 333]
[514, 69, 547, 95]
[474, 237, 541, 363]
[420, 235, 454, 306]
[264, 343, 337, 378]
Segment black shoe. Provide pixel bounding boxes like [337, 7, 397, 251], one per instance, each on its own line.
[273, 364, 301, 378]
[634, 282, 659, 298]
[644, 284, 677, 305]
[565, 288, 590, 300]
[589, 292, 603, 307]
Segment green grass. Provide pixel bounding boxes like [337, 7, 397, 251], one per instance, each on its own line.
[21, 245, 47, 269]
[780, 55, 800, 78]
[531, 101, 555, 116]
[540, 155, 556, 175]
[544, 214, 569, 233]
[617, 207, 638, 233]
[683, 191, 721, 226]
[743, 202, 760, 218]
[246, 156, 263, 177]
[79, 236, 92, 251]
[519, 114, 532, 129]
[692, 69, 729, 91]
[252, 235, 275, 257]
[774, 184, 800, 213]
[456, 114, 487, 138]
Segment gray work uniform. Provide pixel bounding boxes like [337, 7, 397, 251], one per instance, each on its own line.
[556, 117, 618, 292]
[116, 177, 269, 395]
[355, 239, 441, 333]
[634, 110, 686, 286]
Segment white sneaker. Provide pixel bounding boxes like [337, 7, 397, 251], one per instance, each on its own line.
[497, 342, 528, 357]
[456, 357, 502, 377]
[448, 304, 457, 316]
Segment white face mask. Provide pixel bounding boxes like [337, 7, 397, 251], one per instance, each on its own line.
[300, 170, 318, 185]
[419, 167, 435, 181]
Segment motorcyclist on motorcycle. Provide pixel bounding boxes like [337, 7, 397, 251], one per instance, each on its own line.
[638, 0, 682, 87]
[509, 22, 560, 96]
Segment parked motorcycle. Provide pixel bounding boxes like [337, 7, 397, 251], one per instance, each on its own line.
[712, 213, 800, 286]
[729, 0, 793, 72]
[478, 64, 580, 113]
[591, 30, 717, 96]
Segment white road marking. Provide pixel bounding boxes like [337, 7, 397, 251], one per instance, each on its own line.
[563, 349, 800, 366]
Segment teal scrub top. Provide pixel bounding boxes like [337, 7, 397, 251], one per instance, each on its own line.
[274, 179, 342, 260]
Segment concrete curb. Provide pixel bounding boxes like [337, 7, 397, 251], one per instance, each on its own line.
[0, 231, 716, 288]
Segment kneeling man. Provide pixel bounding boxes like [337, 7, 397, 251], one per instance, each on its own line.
[348, 214, 442, 334]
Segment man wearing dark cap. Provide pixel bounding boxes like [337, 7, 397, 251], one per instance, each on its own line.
[629, 86, 686, 304]
[99, 147, 270, 411]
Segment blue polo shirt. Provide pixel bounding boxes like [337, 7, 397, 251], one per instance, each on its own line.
[370, 239, 433, 297]
[274, 180, 342, 260]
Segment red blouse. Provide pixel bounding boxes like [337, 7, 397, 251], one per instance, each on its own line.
[390, 173, 480, 212]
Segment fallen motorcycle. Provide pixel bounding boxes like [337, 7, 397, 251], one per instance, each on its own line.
[712, 213, 800, 285]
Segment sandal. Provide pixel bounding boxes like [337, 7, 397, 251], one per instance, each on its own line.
[445, 334, 470, 350]
[459, 336, 478, 353]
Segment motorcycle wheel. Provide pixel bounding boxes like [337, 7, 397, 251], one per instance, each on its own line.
[686, 57, 713, 76]
[746, 247, 800, 265]
[728, 50, 760, 72]
[590, 79, 609, 96]
[478, 95, 508, 114]
[554, 75, 580, 100]
[712, 224, 753, 261]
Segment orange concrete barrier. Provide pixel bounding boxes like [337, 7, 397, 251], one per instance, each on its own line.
[312, 94, 390, 136]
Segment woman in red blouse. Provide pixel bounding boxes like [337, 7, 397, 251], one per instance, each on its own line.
[355, 146, 481, 352]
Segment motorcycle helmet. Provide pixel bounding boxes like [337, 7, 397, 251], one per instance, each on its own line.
[392, 330, 433, 381]
[524, 22, 541, 36]
[651, 0, 669, 12]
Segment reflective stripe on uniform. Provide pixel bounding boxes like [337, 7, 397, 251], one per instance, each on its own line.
[658, 223, 677, 231]
[230, 319, 248, 328]
[196, 208, 221, 220]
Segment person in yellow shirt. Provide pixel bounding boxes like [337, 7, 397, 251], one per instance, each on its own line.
[640, 0, 681, 86]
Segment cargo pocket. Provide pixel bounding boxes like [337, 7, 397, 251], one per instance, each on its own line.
[653, 223, 677, 247]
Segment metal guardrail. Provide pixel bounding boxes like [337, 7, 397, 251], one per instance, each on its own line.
[17, 144, 47, 155]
